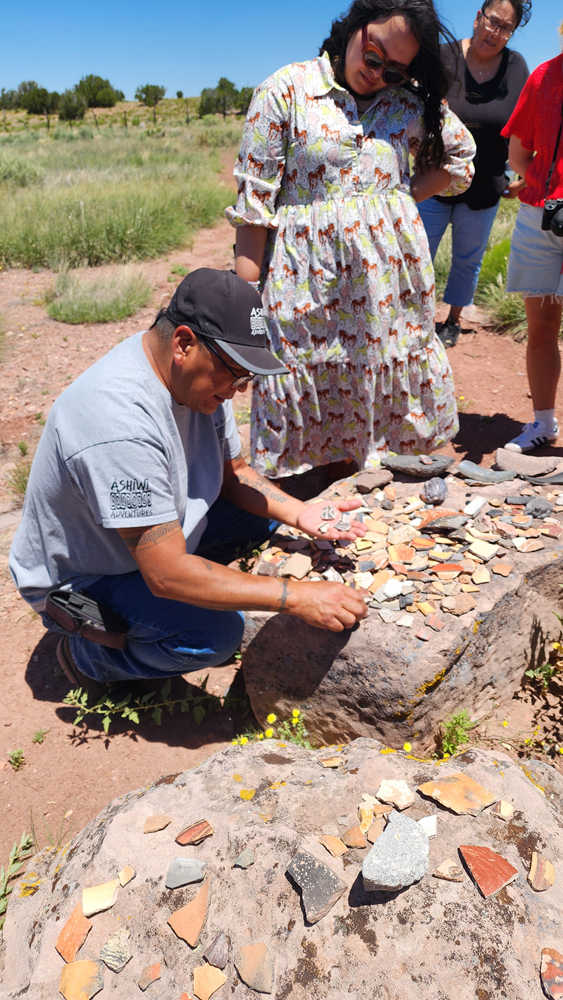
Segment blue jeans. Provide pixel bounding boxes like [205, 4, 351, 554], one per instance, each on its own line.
[418, 198, 499, 308]
[53, 498, 278, 683]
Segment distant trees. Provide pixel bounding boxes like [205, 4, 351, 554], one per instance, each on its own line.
[20, 87, 60, 115]
[135, 84, 166, 123]
[199, 78, 254, 119]
[58, 90, 87, 121]
[176, 90, 184, 99]
[75, 75, 124, 108]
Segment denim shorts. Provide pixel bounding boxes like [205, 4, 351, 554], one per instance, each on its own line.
[507, 203, 563, 301]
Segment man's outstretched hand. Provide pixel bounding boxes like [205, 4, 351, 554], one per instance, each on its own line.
[296, 497, 367, 542]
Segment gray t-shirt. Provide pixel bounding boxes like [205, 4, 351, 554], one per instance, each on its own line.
[9, 332, 241, 608]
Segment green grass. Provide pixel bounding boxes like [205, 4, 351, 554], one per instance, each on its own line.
[5, 459, 31, 500]
[46, 267, 152, 323]
[0, 122, 241, 269]
[0, 833, 33, 929]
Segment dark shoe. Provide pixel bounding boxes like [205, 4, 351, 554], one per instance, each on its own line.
[437, 317, 461, 348]
[57, 636, 108, 701]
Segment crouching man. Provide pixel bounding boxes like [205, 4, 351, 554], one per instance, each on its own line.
[9, 268, 367, 695]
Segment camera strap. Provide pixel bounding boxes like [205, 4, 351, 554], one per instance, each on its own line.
[544, 99, 563, 203]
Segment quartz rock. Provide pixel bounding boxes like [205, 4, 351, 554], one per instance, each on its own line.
[376, 778, 415, 810]
[286, 850, 347, 923]
[418, 815, 437, 838]
[362, 811, 429, 891]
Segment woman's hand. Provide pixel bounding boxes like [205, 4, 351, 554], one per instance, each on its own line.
[410, 167, 451, 203]
[502, 177, 527, 199]
[296, 497, 367, 541]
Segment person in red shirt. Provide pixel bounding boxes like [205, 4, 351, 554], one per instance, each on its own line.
[501, 42, 563, 452]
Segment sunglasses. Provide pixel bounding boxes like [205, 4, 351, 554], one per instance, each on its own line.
[361, 25, 411, 86]
[202, 336, 256, 387]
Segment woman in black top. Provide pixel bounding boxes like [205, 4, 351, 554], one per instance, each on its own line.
[418, 0, 530, 346]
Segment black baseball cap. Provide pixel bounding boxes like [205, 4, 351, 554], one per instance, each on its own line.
[165, 268, 288, 376]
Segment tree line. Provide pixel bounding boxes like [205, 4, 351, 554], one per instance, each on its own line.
[0, 75, 255, 124]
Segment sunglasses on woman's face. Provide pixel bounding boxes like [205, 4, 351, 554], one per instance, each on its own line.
[361, 25, 411, 86]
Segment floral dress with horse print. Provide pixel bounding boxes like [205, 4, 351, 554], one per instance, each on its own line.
[226, 52, 475, 478]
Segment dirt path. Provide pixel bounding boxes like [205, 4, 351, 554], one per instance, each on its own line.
[1, 205, 562, 863]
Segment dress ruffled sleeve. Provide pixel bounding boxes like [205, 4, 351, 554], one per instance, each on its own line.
[225, 75, 291, 229]
[407, 102, 476, 197]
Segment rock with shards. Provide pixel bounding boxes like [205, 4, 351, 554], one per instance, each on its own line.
[287, 850, 347, 923]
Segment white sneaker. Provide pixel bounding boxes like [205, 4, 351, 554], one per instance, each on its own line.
[504, 419, 559, 453]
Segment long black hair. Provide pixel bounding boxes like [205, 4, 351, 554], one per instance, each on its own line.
[481, 0, 532, 29]
[320, 0, 455, 169]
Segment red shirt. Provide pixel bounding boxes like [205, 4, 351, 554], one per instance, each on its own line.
[501, 54, 563, 206]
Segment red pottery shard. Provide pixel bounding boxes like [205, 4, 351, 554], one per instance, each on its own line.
[431, 564, 465, 574]
[55, 903, 93, 963]
[541, 948, 563, 999]
[417, 509, 463, 530]
[138, 962, 161, 991]
[459, 845, 518, 897]
[175, 819, 214, 846]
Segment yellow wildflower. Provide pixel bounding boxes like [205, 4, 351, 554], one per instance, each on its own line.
[553, 642, 561, 650]
[257, 733, 264, 740]
[403, 742, 412, 752]
[443, 753, 450, 758]
[264, 728, 274, 738]
[240, 736, 248, 745]
[266, 713, 277, 724]
[292, 709, 300, 717]
[502, 720, 509, 727]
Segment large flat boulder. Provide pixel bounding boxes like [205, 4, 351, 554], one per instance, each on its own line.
[2, 741, 563, 1000]
[242, 474, 563, 746]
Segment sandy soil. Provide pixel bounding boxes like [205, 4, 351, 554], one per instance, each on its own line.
[1, 199, 563, 863]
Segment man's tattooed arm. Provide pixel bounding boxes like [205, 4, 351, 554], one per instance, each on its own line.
[118, 519, 182, 552]
[235, 471, 290, 504]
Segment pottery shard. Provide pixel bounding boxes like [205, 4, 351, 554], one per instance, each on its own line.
[166, 857, 208, 888]
[59, 960, 104, 1000]
[234, 941, 274, 994]
[176, 819, 214, 846]
[167, 878, 210, 947]
[341, 825, 367, 848]
[55, 904, 93, 964]
[358, 801, 375, 833]
[82, 879, 119, 918]
[541, 948, 563, 999]
[433, 858, 466, 882]
[286, 850, 347, 923]
[367, 819, 386, 843]
[279, 552, 313, 580]
[362, 810, 429, 892]
[143, 814, 171, 834]
[320, 757, 341, 768]
[319, 835, 348, 857]
[472, 566, 490, 585]
[459, 844, 518, 898]
[118, 864, 135, 887]
[418, 773, 496, 816]
[203, 931, 230, 970]
[469, 539, 499, 561]
[445, 593, 477, 617]
[418, 509, 465, 531]
[138, 962, 161, 990]
[491, 800, 514, 822]
[100, 927, 131, 973]
[493, 563, 513, 577]
[528, 852, 556, 892]
[234, 848, 255, 869]
[193, 964, 227, 1000]
[376, 778, 415, 810]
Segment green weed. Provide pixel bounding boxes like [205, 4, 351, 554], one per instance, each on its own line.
[435, 709, 475, 758]
[0, 832, 33, 929]
[46, 267, 151, 324]
[7, 749, 25, 770]
[30, 805, 74, 854]
[170, 263, 189, 276]
[17, 439, 28, 456]
[32, 728, 50, 744]
[5, 459, 31, 499]
[63, 676, 223, 733]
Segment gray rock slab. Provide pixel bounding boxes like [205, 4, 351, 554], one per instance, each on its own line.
[381, 455, 453, 478]
[3, 742, 563, 1000]
[455, 460, 516, 484]
[525, 497, 553, 519]
[286, 850, 347, 923]
[362, 811, 429, 891]
[165, 856, 207, 889]
[496, 447, 561, 476]
[241, 524, 563, 746]
[350, 468, 393, 493]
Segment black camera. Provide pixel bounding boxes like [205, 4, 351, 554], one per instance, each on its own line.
[542, 199, 563, 237]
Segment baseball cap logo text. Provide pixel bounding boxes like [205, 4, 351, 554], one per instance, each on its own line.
[250, 307, 266, 336]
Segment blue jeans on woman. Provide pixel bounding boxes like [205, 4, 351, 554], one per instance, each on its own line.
[418, 198, 499, 308]
[49, 498, 278, 683]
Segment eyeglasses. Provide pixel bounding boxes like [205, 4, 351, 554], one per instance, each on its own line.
[361, 25, 411, 86]
[202, 336, 256, 387]
[480, 11, 514, 39]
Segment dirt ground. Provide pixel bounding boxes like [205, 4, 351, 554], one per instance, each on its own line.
[1, 202, 563, 864]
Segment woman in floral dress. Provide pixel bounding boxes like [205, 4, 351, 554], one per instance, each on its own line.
[227, 0, 476, 480]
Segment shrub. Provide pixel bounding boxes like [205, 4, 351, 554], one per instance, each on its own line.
[5, 459, 31, 500]
[46, 266, 152, 324]
[58, 91, 87, 121]
[75, 75, 124, 108]
[0, 152, 42, 186]
[135, 84, 166, 107]
[20, 87, 60, 116]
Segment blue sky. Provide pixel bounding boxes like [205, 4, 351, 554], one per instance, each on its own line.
[0, 0, 558, 99]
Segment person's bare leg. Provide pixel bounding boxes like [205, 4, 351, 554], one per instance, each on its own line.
[525, 296, 562, 410]
[448, 305, 462, 323]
